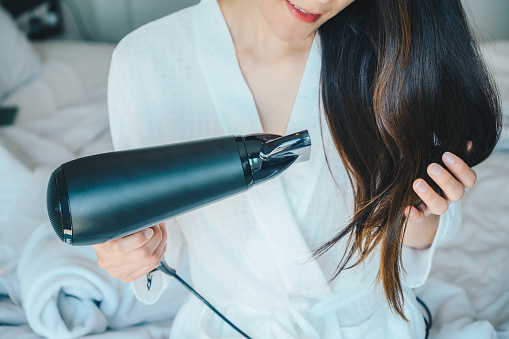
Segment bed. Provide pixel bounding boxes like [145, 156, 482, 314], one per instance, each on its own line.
[0, 5, 188, 338]
[0, 3, 508, 338]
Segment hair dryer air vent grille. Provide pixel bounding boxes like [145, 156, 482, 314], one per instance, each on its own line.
[47, 171, 64, 242]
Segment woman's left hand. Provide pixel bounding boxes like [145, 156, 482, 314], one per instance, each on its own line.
[405, 151, 477, 223]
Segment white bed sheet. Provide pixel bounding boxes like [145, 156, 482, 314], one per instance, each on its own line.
[0, 39, 508, 338]
[0, 41, 188, 339]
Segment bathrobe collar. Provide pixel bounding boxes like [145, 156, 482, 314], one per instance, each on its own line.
[194, 0, 331, 297]
[193, 0, 322, 137]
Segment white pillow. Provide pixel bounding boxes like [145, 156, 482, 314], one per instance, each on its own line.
[2, 41, 115, 123]
[0, 6, 42, 101]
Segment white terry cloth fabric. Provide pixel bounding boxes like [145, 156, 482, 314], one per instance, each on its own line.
[17, 222, 189, 338]
[108, 0, 461, 337]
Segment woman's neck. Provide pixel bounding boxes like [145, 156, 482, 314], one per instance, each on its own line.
[218, 0, 314, 59]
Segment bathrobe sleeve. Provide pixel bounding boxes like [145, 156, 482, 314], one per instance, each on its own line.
[401, 201, 462, 288]
[107, 46, 187, 304]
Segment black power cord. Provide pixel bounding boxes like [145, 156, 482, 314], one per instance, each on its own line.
[153, 261, 253, 339]
[153, 262, 432, 339]
[416, 296, 433, 339]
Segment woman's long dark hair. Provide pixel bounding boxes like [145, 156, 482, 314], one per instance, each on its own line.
[317, 0, 502, 319]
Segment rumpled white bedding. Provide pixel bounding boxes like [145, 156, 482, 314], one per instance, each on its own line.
[0, 41, 188, 338]
[0, 39, 508, 338]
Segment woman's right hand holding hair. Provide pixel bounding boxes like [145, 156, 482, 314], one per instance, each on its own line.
[92, 222, 167, 283]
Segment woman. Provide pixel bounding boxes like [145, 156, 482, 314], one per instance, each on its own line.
[94, 0, 501, 337]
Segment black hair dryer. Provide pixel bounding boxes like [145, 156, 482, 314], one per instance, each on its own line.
[47, 131, 311, 246]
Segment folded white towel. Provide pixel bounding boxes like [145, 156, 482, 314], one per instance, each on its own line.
[17, 222, 187, 339]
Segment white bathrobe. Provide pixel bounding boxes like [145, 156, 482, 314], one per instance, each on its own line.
[107, 0, 461, 337]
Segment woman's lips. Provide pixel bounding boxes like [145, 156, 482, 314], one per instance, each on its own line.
[285, 0, 321, 23]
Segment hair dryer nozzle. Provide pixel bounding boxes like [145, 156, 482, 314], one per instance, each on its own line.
[242, 130, 311, 185]
[261, 130, 311, 164]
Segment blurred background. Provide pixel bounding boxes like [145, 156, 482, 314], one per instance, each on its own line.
[3, 0, 509, 43]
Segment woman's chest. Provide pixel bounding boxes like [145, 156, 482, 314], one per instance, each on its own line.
[236, 50, 311, 135]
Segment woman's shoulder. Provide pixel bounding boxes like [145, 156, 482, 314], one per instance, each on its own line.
[113, 3, 201, 65]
